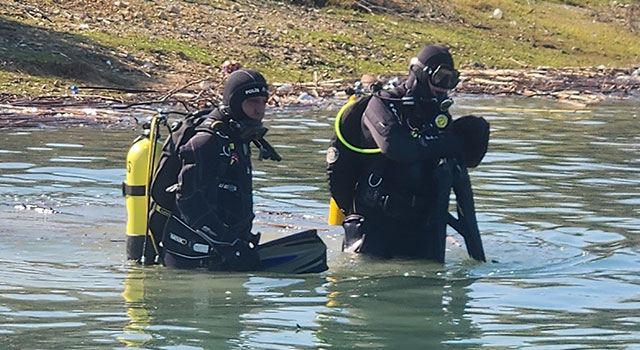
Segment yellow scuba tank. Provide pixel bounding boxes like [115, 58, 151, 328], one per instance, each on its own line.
[327, 95, 356, 226]
[123, 117, 163, 261]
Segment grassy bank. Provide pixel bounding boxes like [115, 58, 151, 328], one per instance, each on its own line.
[1, 0, 639, 97]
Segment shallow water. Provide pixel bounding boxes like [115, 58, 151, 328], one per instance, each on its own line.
[0, 96, 638, 349]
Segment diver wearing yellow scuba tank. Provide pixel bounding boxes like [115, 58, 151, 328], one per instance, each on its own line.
[161, 69, 271, 271]
[327, 44, 490, 262]
[124, 70, 328, 274]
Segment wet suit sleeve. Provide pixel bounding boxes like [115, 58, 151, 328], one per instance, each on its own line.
[175, 131, 244, 242]
[362, 96, 461, 163]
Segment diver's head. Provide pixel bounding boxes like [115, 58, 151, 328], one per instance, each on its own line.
[222, 69, 269, 125]
[407, 44, 459, 99]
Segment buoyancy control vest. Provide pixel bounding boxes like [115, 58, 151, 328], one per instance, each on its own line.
[147, 110, 229, 260]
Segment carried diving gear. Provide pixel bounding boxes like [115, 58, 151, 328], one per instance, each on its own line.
[450, 115, 490, 168]
[448, 160, 486, 262]
[162, 214, 259, 271]
[162, 214, 220, 261]
[423, 159, 454, 263]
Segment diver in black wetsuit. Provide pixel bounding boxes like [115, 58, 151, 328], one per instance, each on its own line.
[335, 44, 489, 262]
[162, 69, 270, 270]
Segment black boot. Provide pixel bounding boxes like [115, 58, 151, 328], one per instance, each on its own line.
[342, 214, 366, 253]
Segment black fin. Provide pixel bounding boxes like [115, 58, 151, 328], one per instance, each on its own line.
[258, 230, 328, 274]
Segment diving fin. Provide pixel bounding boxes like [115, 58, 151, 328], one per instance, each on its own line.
[258, 229, 328, 274]
[450, 162, 486, 262]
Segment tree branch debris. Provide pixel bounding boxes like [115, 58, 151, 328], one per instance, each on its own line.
[1, 66, 638, 128]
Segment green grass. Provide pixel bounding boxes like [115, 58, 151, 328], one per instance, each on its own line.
[447, 0, 640, 67]
[1, 0, 639, 96]
[78, 32, 219, 65]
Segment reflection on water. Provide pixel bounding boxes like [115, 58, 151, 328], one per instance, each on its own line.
[0, 96, 639, 349]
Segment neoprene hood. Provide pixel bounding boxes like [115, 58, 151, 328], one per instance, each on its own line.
[417, 44, 454, 70]
[223, 69, 269, 121]
[406, 44, 455, 99]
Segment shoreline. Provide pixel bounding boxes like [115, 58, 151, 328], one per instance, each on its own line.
[1, 67, 639, 128]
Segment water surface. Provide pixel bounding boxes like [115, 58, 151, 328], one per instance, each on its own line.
[0, 96, 638, 349]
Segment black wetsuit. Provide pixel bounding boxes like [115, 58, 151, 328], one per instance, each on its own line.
[352, 84, 461, 260]
[163, 116, 256, 269]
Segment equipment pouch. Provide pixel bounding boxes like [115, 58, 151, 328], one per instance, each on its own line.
[162, 215, 216, 260]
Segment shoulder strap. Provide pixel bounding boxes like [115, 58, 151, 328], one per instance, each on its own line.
[194, 117, 234, 179]
[196, 117, 226, 133]
[335, 95, 381, 154]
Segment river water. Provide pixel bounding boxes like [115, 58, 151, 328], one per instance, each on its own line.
[0, 96, 638, 349]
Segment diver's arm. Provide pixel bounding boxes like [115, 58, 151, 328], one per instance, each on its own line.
[362, 97, 461, 163]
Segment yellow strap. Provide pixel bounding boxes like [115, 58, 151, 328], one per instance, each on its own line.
[154, 204, 172, 217]
[209, 120, 223, 129]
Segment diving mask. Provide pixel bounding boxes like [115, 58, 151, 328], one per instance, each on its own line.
[428, 65, 460, 90]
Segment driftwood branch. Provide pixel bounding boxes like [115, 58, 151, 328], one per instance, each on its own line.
[354, 1, 373, 14]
